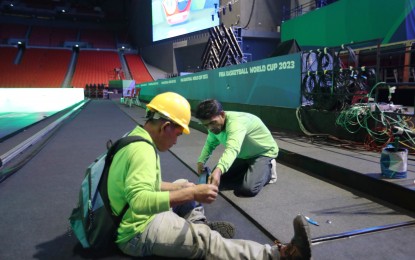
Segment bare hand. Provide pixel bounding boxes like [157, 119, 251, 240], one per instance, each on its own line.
[208, 168, 222, 187]
[179, 181, 195, 189]
[197, 162, 204, 174]
[194, 184, 218, 204]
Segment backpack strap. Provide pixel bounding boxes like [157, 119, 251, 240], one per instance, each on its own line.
[100, 136, 157, 222]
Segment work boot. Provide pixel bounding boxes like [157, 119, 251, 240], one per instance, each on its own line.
[206, 221, 236, 239]
[277, 215, 312, 259]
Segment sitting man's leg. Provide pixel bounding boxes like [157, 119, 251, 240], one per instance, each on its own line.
[119, 213, 312, 259]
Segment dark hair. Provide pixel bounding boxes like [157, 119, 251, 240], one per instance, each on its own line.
[195, 99, 223, 120]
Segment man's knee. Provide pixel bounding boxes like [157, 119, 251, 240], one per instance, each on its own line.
[236, 184, 261, 197]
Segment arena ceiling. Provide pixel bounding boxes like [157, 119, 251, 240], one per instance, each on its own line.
[0, 0, 132, 23]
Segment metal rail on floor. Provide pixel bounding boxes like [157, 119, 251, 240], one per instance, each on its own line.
[311, 220, 415, 244]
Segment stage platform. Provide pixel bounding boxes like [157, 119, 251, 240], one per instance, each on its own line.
[0, 99, 414, 259]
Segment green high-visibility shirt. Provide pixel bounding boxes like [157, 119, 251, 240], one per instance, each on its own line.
[198, 111, 279, 174]
[107, 126, 170, 244]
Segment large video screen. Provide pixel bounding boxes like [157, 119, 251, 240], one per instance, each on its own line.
[152, 0, 220, 42]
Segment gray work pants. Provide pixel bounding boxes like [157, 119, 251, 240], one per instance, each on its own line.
[221, 156, 275, 196]
[118, 210, 280, 259]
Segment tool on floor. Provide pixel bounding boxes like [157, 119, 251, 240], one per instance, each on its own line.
[304, 216, 319, 226]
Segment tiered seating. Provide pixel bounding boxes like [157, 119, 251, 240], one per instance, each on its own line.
[0, 23, 27, 44]
[28, 26, 52, 46]
[71, 50, 121, 88]
[80, 29, 116, 49]
[0, 47, 19, 86]
[52, 27, 79, 46]
[124, 54, 154, 84]
[0, 47, 71, 87]
[30, 26, 78, 47]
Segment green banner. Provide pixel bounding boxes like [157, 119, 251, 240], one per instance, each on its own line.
[138, 53, 301, 109]
[281, 0, 414, 48]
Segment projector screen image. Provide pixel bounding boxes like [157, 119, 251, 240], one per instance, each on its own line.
[152, 0, 220, 42]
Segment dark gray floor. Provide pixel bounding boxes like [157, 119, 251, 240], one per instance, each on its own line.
[311, 225, 415, 260]
[0, 100, 136, 259]
[0, 100, 270, 260]
[117, 100, 415, 259]
[1, 99, 414, 259]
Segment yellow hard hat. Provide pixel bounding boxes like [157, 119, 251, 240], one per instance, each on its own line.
[146, 92, 191, 134]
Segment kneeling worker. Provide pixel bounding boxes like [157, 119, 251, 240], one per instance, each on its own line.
[196, 99, 279, 197]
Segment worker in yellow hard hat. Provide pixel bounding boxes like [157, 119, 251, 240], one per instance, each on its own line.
[107, 92, 311, 259]
[145, 91, 191, 135]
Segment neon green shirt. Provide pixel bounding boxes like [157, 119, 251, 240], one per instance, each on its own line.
[197, 111, 279, 173]
[107, 126, 170, 244]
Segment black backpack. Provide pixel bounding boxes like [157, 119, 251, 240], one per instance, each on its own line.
[69, 135, 157, 250]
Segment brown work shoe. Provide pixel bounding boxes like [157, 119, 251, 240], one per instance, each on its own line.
[278, 215, 312, 259]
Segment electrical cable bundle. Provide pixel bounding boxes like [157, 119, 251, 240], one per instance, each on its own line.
[301, 45, 377, 111]
[300, 43, 414, 154]
[335, 82, 415, 153]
